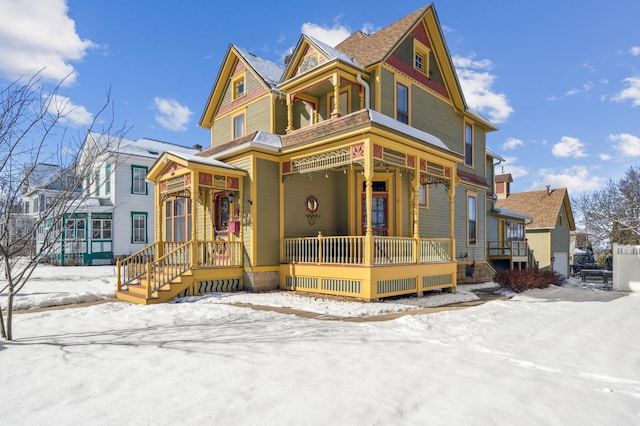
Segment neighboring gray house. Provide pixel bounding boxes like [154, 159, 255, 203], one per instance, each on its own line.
[34, 133, 199, 265]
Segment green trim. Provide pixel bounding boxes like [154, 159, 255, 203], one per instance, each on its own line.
[105, 164, 111, 195]
[131, 165, 148, 195]
[131, 211, 148, 244]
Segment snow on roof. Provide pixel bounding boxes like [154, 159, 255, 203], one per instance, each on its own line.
[87, 132, 199, 159]
[25, 163, 63, 188]
[165, 151, 240, 170]
[368, 110, 459, 156]
[235, 46, 284, 87]
[492, 206, 533, 222]
[486, 146, 505, 161]
[304, 35, 361, 68]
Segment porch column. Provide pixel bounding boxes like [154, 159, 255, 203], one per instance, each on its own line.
[191, 171, 199, 266]
[331, 74, 340, 118]
[364, 140, 374, 265]
[412, 168, 420, 262]
[449, 174, 456, 266]
[155, 180, 164, 259]
[286, 94, 293, 132]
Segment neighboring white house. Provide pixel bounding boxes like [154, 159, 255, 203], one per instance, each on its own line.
[34, 133, 199, 265]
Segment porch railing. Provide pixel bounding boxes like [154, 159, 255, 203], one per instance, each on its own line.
[283, 235, 452, 265]
[197, 240, 242, 267]
[147, 241, 192, 297]
[487, 240, 528, 258]
[420, 238, 452, 262]
[283, 236, 365, 264]
[116, 243, 157, 290]
[373, 236, 413, 264]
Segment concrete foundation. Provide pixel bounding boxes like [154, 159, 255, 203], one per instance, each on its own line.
[243, 270, 279, 292]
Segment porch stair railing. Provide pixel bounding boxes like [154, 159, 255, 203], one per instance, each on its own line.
[116, 241, 193, 304]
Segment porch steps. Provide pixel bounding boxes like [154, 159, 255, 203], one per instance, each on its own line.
[116, 270, 194, 305]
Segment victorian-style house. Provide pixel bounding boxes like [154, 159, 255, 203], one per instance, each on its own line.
[116, 4, 507, 304]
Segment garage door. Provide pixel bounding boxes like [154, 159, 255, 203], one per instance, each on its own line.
[553, 252, 569, 277]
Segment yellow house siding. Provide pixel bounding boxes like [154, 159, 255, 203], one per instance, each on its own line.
[212, 115, 231, 148]
[528, 229, 551, 270]
[292, 100, 312, 129]
[246, 96, 271, 133]
[256, 158, 280, 266]
[411, 86, 463, 155]
[380, 67, 395, 118]
[419, 186, 450, 238]
[283, 172, 348, 238]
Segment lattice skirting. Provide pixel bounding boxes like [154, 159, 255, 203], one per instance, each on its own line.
[377, 277, 417, 295]
[198, 279, 242, 294]
[422, 273, 452, 289]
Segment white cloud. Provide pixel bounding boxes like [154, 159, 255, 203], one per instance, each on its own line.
[45, 94, 93, 126]
[452, 54, 514, 124]
[0, 0, 96, 85]
[611, 77, 640, 106]
[599, 153, 612, 161]
[153, 97, 193, 131]
[301, 21, 351, 47]
[552, 136, 587, 158]
[565, 82, 593, 96]
[502, 137, 524, 150]
[500, 156, 528, 179]
[609, 133, 640, 157]
[630, 46, 640, 56]
[530, 166, 606, 193]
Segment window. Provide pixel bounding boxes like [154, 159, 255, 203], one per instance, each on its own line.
[65, 217, 86, 240]
[92, 217, 112, 240]
[215, 193, 231, 231]
[396, 83, 409, 124]
[233, 76, 245, 100]
[419, 183, 428, 207]
[94, 169, 100, 196]
[131, 166, 148, 195]
[131, 212, 147, 244]
[165, 198, 192, 242]
[413, 39, 430, 76]
[233, 113, 245, 139]
[506, 221, 524, 241]
[105, 164, 111, 195]
[467, 193, 477, 246]
[415, 52, 425, 73]
[464, 122, 473, 166]
[24, 201, 30, 214]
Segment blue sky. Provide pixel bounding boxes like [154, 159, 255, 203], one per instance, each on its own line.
[1, 0, 639, 195]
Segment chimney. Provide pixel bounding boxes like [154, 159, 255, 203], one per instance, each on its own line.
[546, 185, 551, 195]
[495, 173, 513, 200]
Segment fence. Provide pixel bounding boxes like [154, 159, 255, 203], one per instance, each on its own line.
[613, 244, 640, 292]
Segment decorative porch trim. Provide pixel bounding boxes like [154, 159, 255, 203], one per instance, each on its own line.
[422, 274, 452, 289]
[377, 277, 417, 295]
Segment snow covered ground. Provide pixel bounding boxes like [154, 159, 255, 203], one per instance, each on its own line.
[2, 264, 639, 425]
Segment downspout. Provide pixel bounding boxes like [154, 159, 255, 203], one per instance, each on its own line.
[356, 74, 370, 110]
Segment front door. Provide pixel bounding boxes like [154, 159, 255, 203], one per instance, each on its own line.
[361, 181, 389, 236]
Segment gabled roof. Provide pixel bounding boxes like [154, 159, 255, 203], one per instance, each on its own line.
[335, 4, 497, 131]
[496, 188, 576, 230]
[336, 6, 428, 67]
[235, 46, 284, 87]
[24, 163, 63, 189]
[199, 45, 284, 127]
[84, 132, 198, 159]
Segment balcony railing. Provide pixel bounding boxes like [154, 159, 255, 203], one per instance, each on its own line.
[283, 235, 452, 265]
[487, 240, 528, 258]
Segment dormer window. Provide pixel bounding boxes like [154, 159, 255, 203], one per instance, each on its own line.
[413, 39, 431, 76]
[415, 52, 425, 73]
[233, 75, 245, 100]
